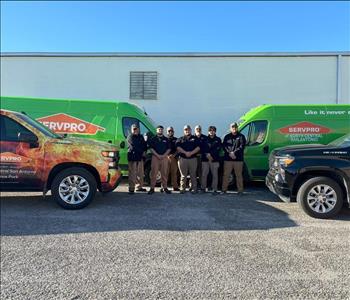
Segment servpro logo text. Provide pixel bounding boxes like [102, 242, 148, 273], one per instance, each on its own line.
[0, 152, 30, 163]
[37, 113, 105, 135]
[279, 122, 331, 135]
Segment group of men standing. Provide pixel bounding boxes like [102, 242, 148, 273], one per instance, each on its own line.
[127, 122, 246, 195]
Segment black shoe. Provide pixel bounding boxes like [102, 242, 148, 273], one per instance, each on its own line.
[179, 189, 185, 194]
[148, 188, 155, 195]
[128, 190, 135, 195]
[160, 188, 164, 193]
[136, 188, 147, 192]
[173, 188, 180, 192]
[212, 191, 219, 196]
[220, 191, 227, 195]
[199, 188, 206, 193]
[164, 188, 172, 194]
[191, 190, 198, 194]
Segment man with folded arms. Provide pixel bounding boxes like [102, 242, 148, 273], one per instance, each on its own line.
[176, 125, 201, 194]
[201, 126, 222, 195]
[148, 125, 171, 195]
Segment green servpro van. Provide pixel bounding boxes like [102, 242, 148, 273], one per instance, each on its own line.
[0, 96, 157, 177]
[237, 104, 350, 180]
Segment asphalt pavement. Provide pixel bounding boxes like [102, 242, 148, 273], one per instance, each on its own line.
[1, 182, 349, 299]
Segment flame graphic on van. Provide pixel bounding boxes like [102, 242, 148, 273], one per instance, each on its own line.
[279, 122, 331, 135]
[37, 113, 105, 135]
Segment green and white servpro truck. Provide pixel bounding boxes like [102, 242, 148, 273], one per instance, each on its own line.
[237, 104, 350, 180]
[0, 96, 157, 178]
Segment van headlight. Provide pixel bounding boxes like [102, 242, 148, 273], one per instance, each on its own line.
[274, 155, 295, 168]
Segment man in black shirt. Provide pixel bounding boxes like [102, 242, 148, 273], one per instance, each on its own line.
[127, 124, 148, 194]
[176, 125, 201, 194]
[201, 126, 222, 195]
[148, 125, 171, 194]
[221, 122, 247, 195]
[166, 126, 179, 191]
[194, 125, 207, 189]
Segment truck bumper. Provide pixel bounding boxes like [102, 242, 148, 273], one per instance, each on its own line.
[265, 173, 291, 203]
[101, 168, 123, 192]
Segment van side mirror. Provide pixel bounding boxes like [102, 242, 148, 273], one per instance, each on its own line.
[18, 132, 39, 148]
[120, 141, 125, 149]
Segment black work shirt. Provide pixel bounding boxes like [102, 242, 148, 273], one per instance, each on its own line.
[196, 134, 208, 156]
[127, 133, 148, 161]
[175, 135, 200, 159]
[223, 132, 246, 161]
[168, 136, 178, 155]
[202, 135, 222, 162]
[148, 135, 170, 155]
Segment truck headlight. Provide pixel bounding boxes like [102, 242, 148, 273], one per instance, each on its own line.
[102, 151, 117, 158]
[275, 155, 295, 168]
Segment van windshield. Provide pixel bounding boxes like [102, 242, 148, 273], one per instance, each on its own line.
[15, 112, 62, 139]
[328, 134, 350, 147]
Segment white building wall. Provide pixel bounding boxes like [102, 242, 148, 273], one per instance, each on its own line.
[1, 54, 349, 135]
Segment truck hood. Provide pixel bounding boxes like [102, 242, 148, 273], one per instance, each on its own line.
[272, 144, 332, 156]
[49, 137, 118, 151]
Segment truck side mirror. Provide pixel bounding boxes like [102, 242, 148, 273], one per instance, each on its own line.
[18, 132, 39, 148]
[120, 141, 125, 149]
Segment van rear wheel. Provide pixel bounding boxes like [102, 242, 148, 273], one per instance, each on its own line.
[51, 167, 97, 209]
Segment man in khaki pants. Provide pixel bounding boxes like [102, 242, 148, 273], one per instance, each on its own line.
[166, 126, 179, 191]
[176, 125, 201, 194]
[148, 125, 171, 194]
[127, 124, 148, 194]
[201, 126, 222, 195]
[221, 122, 247, 195]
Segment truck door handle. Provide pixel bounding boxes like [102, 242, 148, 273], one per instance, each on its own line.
[263, 145, 269, 154]
[120, 141, 125, 149]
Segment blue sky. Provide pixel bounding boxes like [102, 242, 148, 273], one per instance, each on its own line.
[1, 1, 349, 52]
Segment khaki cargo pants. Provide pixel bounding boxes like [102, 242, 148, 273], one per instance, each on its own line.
[150, 155, 169, 189]
[222, 161, 244, 192]
[201, 161, 220, 191]
[167, 154, 179, 189]
[178, 157, 197, 191]
[128, 160, 144, 191]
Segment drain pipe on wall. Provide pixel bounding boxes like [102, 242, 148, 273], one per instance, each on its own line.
[336, 55, 342, 104]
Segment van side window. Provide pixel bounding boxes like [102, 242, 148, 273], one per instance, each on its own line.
[0, 115, 33, 142]
[248, 121, 268, 146]
[122, 117, 152, 139]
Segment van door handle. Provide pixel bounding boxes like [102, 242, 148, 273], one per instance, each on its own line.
[120, 141, 125, 149]
[263, 145, 269, 154]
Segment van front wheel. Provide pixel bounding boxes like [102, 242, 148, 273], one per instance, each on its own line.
[51, 167, 97, 209]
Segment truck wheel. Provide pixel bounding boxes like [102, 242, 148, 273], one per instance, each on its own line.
[297, 177, 343, 219]
[51, 167, 97, 209]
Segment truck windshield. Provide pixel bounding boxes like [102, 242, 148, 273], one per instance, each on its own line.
[328, 134, 350, 147]
[15, 112, 62, 139]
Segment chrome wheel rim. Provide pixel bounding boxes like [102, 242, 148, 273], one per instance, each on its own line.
[307, 184, 337, 214]
[59, 175, 90, 204]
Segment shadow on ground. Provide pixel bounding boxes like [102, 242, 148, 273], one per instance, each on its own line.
[2, 183, 348, 236]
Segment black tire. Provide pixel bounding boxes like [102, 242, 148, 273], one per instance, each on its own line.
[297, 176, 343, 219]
[51, 167, 97, 209]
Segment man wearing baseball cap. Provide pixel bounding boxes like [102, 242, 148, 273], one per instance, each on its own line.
[194, 125, 207, 190]
[201, 125, 222, 195]
[147, 125, 171, 194]
[127, 123, 148, 194]
[221, 122, 247, 195]
[175, 125, 201, 194]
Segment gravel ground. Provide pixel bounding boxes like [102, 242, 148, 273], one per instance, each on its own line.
[1, 182, 349, 299]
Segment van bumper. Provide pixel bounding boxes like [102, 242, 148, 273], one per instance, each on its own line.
[101, 168, 123, 192]
[265, 173, 291, 202]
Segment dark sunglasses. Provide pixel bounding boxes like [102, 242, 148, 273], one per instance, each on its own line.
[167, 130, 174, 132]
